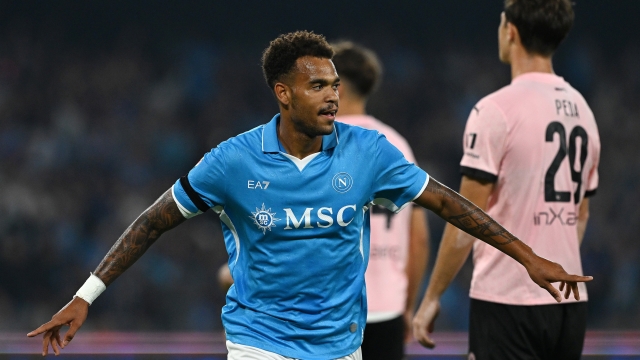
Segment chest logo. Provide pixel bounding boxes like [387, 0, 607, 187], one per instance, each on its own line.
[250, 203, 281, 234]
[332, 172, 353, 193]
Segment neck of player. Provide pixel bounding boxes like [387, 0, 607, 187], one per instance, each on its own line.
[510, 47, 554, 80]
[277, 116, 323, 160]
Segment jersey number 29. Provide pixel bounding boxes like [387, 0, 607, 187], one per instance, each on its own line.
[545, 122, 588, 204]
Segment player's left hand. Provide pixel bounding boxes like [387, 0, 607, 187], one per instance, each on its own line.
[411, 296, 440, 349]
[524, 255, 593, 302]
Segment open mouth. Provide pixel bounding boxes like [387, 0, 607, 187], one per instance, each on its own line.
[319, 108, 337, 119]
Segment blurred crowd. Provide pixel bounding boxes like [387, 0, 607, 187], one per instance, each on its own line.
[1, 17, 639, 333]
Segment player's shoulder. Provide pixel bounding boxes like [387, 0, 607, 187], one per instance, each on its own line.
[335, 121, 391, 157]
[467, 88, 511, 126]
[471, 79, 550, 122]
[480, 82, 522, 107]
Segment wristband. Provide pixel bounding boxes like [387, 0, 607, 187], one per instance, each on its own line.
[74, 273, 106, 305]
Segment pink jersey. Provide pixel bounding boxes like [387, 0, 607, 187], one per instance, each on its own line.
[337, 114, 417, 320]
[461, 72, 600, 305]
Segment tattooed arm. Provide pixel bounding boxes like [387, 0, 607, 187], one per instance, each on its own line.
[411, 177, 592, 348]
[414, 178, 517, 248]
[94, 189, 186, 286]
[27, 189, 186, 356]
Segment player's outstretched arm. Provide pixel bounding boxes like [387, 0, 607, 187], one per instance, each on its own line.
[27, 188, 187, 356]
[413, 178, 592, 301]
[92, 189, 187, 286]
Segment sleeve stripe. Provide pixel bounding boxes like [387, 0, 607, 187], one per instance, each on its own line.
[171, 185, 199, 218]
[179, 175, 210, 213]
[460, 166, 498, 183]
[585, 189, 597, 198]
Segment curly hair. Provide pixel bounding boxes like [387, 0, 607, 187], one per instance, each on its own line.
[505, 0, 574, 56]
[261, 31, 334, 89]
[331, 41, 382, 98]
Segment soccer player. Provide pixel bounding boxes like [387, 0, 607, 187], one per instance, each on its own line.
[412, 1, 601, 359]
[29, 30, 591, 359]
[332, 40, 429, 360]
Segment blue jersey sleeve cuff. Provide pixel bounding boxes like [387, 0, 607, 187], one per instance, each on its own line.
[396, 172, 429, 213]
[171, 181, 202, 219]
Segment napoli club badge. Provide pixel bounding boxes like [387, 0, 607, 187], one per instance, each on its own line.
[332, 172, 353, 193]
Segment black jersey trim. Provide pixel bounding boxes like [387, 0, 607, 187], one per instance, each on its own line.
[460, 166, 498, 183]
[179, 175, 210, 213]
[585, 189, 597, 198]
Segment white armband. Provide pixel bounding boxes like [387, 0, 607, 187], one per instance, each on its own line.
[74, 273, 106, 305]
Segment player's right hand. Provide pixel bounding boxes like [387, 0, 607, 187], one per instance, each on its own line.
[412, 296, 441, 349]
[524, 255, 593, 302]
[27, 296, 89, 356]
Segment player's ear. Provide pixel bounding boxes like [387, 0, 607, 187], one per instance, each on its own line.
[274, 82, 292, 107]
[507, 22, 519, 45]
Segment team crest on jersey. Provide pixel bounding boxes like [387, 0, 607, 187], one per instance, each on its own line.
[332, 172, 353, 193]
[250, 203, 281, 234]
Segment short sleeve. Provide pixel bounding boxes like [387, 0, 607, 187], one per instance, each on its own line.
[460, 99, 508, 182]
[371, 133, 428, 213]
[172, 146, 227, 218]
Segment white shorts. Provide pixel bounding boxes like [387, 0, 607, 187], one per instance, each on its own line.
[226, 340, 362, 360]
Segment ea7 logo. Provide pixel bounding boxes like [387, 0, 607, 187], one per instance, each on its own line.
[248, 180, 270, 189]
[283, 205, 357, 229]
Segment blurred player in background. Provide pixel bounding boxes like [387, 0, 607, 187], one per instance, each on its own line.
[29, 30, 591, 359]
[332, 40, 430, 360]
[413, 0, 601, 359]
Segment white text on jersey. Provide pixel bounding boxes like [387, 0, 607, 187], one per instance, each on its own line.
[283, 205, 357, 229]
[248, 180, 270, 189]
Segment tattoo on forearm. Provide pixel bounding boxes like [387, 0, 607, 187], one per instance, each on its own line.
[94, 190, 186, 286]
[448, 209, 518, 245]
[426, 179, 517, 246]
[425, 179, 459, 204]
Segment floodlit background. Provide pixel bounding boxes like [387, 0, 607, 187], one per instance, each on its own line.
[1, 0, 638, 336]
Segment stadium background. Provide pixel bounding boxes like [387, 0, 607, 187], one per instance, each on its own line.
[0, 0, 639, 357]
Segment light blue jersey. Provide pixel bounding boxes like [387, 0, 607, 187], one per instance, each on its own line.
[172, 114, 428, 359]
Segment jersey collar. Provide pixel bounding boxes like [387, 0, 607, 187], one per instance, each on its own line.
[512, 72, 564, 85]
[261, 113, 339, 154]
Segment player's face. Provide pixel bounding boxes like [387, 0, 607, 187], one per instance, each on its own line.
[498, 12, 511, 64]
[288, 56, 340, 137]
